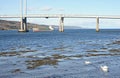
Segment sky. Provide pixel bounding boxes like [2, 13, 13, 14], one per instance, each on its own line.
[0, 0, 120, 29]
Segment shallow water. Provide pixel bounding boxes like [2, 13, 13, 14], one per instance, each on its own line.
[0, 29, 120, 78]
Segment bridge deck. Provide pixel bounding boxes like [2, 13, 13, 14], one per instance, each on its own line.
[0, 14, 120, 19]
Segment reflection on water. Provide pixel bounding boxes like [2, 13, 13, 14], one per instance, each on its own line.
[0, 29, 120, 78]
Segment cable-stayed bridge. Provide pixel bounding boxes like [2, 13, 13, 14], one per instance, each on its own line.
[1, 0, 120, 32]
[0, 14, 120, 32]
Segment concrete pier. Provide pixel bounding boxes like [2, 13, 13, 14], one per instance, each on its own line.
[96, 17, 99, 32]
[18, 17, 24, 32]
[59, 17, 64, 32]
[23, 17, 28, 32]
[18, 17, 28, 32]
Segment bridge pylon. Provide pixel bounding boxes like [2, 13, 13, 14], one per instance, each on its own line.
[18, 17, 29, 32]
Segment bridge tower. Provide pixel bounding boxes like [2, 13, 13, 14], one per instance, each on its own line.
[19, 17, 28, 32]
[18, 0, 28, 32]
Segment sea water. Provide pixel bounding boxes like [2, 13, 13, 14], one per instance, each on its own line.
[0, 29, 120, 78]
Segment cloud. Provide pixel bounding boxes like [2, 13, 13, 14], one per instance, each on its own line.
[27, 6, 53, 12]
[58, 8, 65, 11]
[64, 18, 96, 27]
[27, 7, 38, 11]
[99, 19, 120, 28]
[40, 6, 53, 11]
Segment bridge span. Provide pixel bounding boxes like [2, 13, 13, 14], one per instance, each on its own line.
[1, 14, 120, 32]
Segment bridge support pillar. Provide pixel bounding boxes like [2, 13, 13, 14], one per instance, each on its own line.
[18, 17, 29, 32]
[18, 17, 24, 32]
[96, 17, 99, 32]
[59, 17, 64, 32]
[23, 17, 28, 32]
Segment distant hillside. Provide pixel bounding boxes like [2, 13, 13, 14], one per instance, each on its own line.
[53, 25, 82, 29]
[64, 26, 82, 29]
[0, 20, 49, 30]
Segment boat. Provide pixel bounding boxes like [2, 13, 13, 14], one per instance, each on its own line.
[33, 27, 40, 32]
[33, 25, 54, 32]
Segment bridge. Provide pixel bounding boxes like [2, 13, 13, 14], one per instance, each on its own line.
[0, 14, 120, 32]
[1, 0, 120, 32]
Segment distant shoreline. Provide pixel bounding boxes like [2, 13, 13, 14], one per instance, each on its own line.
[0, 19, 50, 31]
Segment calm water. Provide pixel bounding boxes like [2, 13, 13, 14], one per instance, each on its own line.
[0, 29, 120, 78]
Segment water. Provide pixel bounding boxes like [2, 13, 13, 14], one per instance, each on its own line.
[0, 29, 120, 78]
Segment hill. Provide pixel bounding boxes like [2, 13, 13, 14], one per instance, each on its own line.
[53, 25, 82, 29]
[0, 20, 49, 30]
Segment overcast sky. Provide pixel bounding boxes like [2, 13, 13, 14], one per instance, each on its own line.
[0, 0, 120, 28]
